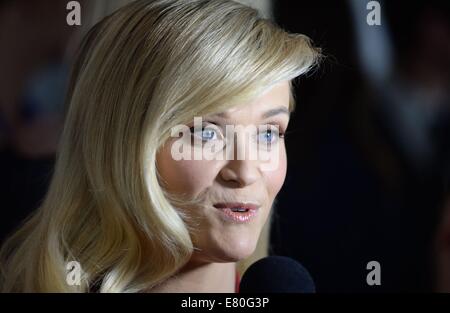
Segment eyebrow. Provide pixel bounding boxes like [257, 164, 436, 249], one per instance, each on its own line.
[215, 106, 290, 119]
[261, 107, 290, 119]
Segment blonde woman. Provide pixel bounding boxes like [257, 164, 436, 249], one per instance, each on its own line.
[0, 0, 320, 292]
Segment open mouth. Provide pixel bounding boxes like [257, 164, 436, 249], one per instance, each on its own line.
[212, 202, 260, 223]
[213, 202, 259, 212]
[229, 207, 249, 213]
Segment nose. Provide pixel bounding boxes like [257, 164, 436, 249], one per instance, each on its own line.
[219, 159, 260, 187]
[219, 130, 261, 187]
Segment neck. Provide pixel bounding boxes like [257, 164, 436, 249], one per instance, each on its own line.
[148, 260, 237, 293]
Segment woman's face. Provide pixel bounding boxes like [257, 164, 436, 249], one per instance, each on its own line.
[156, 81, 291, 263]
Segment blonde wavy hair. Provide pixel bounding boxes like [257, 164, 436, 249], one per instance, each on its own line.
[0, 0, 320, 292]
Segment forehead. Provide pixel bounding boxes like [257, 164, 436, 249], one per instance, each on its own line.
[210, 81, 291, 119]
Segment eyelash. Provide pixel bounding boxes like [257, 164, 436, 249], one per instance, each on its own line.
[189, 123, 286, 143]
[189, 123, 221, 142]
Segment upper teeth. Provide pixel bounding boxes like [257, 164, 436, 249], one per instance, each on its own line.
[231, 207, 247, 212]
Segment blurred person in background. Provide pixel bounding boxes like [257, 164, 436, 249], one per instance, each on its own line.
[270, 0, 450, 292]
[0, 0, 142, 242]
[0, 0, 76, 240]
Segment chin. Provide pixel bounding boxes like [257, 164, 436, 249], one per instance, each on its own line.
[215, 238, 259, 262]
[193, 226, 263, 263]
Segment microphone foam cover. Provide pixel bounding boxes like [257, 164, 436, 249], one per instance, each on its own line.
[240, 256, 315, 293]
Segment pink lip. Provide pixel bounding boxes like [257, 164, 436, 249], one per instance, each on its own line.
[213, 202, 260, 223]
[213, 202, 260, 210]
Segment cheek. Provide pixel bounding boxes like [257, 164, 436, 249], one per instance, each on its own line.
[264, 146, 287, 199]
[156, 144, 218, 196]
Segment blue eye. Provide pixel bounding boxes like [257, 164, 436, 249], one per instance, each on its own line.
[190, 126, 218, 142]
[258, 128, 280, 144]
[200, 128, 217, 140]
